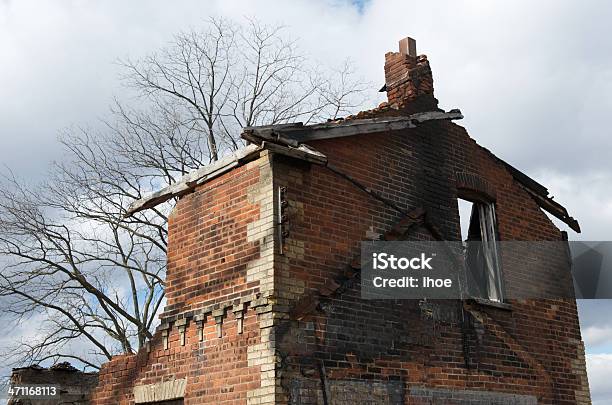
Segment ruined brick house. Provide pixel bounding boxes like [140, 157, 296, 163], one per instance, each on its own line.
[8, 363, 98, 405]
[86, 37, 590, 404]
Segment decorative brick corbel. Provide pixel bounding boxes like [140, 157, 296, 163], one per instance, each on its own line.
[158, 322, 171, 350]
[212, 308, 225, 338]
[233, 304, 245, 334]
[250, 297, 269, 309]
[193, 314, 206, 342]
[176, 318, 188, 346]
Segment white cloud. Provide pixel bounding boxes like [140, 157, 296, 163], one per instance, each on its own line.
[583, 325, 612, 348]
[587, 354, 612, 405]
[0, 311, 47, 351]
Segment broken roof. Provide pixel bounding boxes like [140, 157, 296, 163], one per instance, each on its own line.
[125, 108, 579, 233]
[126, 109, 461, 216]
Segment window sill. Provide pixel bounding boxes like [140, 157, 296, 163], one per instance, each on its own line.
[471, 298, 512, 311]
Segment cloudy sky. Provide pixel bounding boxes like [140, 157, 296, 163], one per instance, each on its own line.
[1, 0, 611, 403]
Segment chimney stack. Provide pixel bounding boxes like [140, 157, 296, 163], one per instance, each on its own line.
[384, 37, 438, 113]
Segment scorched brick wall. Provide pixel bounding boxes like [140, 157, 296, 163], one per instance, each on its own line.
[89, 37, 590, 405]
[272, 120, 590, 404]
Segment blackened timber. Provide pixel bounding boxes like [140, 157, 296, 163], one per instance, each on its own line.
[241, 109, 463, 144]
[499, 160, 549, 197]
[261, 141, 328, 165]
[521, 186, 581, 233]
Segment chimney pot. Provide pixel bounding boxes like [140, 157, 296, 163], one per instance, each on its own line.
[398, 37, 417, 57]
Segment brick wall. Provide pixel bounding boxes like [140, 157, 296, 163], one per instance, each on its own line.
[90, 153, 279, 404]
[89, 118, 590, 405]
[272, 120, 590, 404]
[9, 363, 98, 405]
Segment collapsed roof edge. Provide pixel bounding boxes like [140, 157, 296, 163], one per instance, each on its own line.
[124, 142, 329, 217]
[125, 109, 580, 233]
[125, 144, 262, 216]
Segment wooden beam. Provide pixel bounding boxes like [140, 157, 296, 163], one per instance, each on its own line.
[125, 144, 262, 216]
[522, 186, 581, 233]
[261, 141, 327, 165]
[242, 109, 463, 144]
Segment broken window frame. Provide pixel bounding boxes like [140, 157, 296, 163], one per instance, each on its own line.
[459, 197, 505, 303]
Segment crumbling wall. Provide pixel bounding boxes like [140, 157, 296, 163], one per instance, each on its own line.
[272, 119, 590, 404]
[88, 37, 590, 405]
[8, 363, 98, 405]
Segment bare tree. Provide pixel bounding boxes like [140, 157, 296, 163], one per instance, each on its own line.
[0, 17, 369, 370]
[120, 17, 368, 161]
[0, 134, 168, 368]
